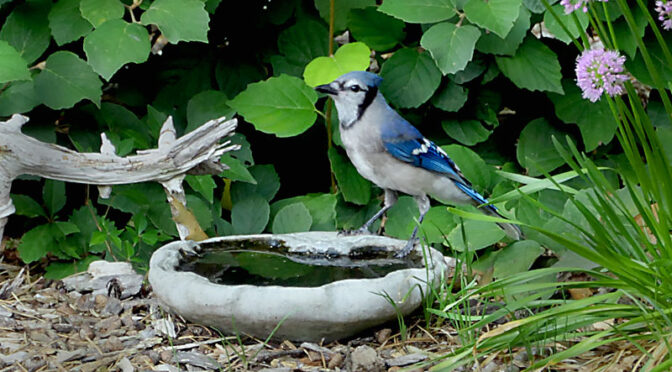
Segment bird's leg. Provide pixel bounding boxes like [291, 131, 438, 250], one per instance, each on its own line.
[396, 195, 430, 258]
[340, 189, 397, 236]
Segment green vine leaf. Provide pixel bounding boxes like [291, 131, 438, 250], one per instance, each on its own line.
[303, 42, 371, 87]
[228, 74, 318, 137]
[141, 0, 209, 43]
[79, 0, 124, 28]
[421, 22, 481, 75]
[83, 20, 150, 81]
[495, 37, 563, 94]
[379, 48, 441, 108]
[463, 0, 520, 38]
[34, 51, 102, 109]
[0, 41, 30, 83]
[378, 0, 456, 23]
[48, 0, 93, 46]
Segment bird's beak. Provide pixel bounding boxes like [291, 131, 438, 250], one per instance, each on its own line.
[315, 83, 338, 95]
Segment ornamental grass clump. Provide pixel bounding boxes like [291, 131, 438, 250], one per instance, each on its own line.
[575, 48, 627, 102]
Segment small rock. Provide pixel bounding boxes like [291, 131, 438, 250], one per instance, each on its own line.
[351, 345, 385, 372]
[0, 305, 11, 317]
[328, 352, 344, 369]
[154, 364, 180, 372]
[375, 328, 392, 344]
[160, 350, 173, 363]
[0, 316, 22, 331]
[55, 349, 87, 364]
[23, 355, 45, 372]
[95, 315, 121, 334]
[102, 297, 123, 316]
[94, 294, 108, 309]
[52, 323, 74, 333]
[76, 294, 95, 311]
[79, 325, 95, 340]
[116, 357, 134, 372]
[147, 350, 161, 364]
[0, 351, 28, 365]
[152, 318, 177, 338]
[121, 314, 134, 327]
[386, 353, 427, 367]
[172, 351, 220, 370]
[102, 336, 124, 352]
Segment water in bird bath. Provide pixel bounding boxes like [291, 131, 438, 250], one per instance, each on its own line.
[177, 238, 425, 287]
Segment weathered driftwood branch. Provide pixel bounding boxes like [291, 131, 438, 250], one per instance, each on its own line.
[0, 114, 239, 241]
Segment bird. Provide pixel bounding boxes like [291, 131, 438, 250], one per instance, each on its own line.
[315, 71, 522, 258]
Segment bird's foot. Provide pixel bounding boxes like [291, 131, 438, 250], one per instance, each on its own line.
[394, 238, 419, 258]
[338, 227, 372, 236]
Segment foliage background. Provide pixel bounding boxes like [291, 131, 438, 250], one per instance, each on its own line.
[0, 0, 669, 281]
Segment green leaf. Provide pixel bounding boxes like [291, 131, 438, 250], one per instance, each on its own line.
[328, 147, 372, 205]
[277, 19, 329, 70]
[378, 0, 456, 23]
[215, 62, 265, 99]
[347, 7, 406, 51]
[272, 203, 313, 234]
[0, 3, 51, 64]
[442, 119, 492, 146]
[447, 211, 506, 251]
[421, 23, 481, 75]
[79, 0, 124, 27]
[493, 240, 544, 277]
[495, 37, 563, 94]
[34, 51, 102, 109]
[0, 80, 39, 115]
[543, 4, 589, 45]
[11, 194, 46, 218]
[48, 0, 93, 45]
[93, 102, 150, 149]
[380, 48, 441, 108]
[385, 196, 418, 239]
[228, 74, 318, 137]
[549, 81, 617, 151]
[141, 0, 209, 43]
[185, 194, 213, 231]
[0, 41, 29, 83]
[83, 20, 150, 81]
[18, 224, 55, 263]
[185, 175, 216, 203]
[304, 42, 371, 87]
[612, 7, 646, 58]
[476, 6, 530, 56]
[43, 179, 66, 217]
[232, 195, 270, 234]
[53, 221, 80, 236]
[220, 155, 256, 184]
[516, 118, 566, 176]
[186, 90, 235, 132]
[432, 81, 468, 112]
[626, 36, 672, 87]
[271, 193, 337, 230]
[463, 0, 520, 38]
[419, 206, 456, 244]
[314, 0, 375, 31]
[230, 164, 280, 203]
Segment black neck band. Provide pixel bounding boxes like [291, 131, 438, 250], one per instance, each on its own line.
[357, 86, 378, 120]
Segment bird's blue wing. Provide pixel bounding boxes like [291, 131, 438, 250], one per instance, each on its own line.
[382, 125, 498, 213]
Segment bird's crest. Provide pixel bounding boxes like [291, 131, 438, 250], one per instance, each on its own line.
[339, 71, 383, 88]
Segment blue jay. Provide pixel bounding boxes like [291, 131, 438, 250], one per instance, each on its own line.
[315, 71, 521, 257]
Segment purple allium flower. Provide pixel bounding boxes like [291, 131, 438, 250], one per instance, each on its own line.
[560, 0, 607, 14]
[575, 48, 627, 102]
[655, 1, 672, 30]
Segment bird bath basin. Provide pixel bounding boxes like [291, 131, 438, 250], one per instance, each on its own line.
[149, 232, 451, 342]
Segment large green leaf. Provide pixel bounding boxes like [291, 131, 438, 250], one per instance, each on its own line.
[447, 217, 506, 252]
[421, 23, 481, 75]
[347, 7, 406, 51]
[419, 206, 456, 244]
[141, 0, 209, 43]
[612, 7, 646, 58]
[431, 81, 469, 112]
[463, 0, 520, 38]
[186, 90, 235, 132]
[495, 37, 563, 94]
[43, 179, 66, 217]
[79, 0, 124, 27]
[385, 196, 418, 239]
[0, 41, 30, 83]
[543, 4, 589, 45]
[328, 147, 372, 205]
[476, 6, 530, 56]
[378, 0, 455, 23]
[48, 0, 92, 45]
[232, 196, 270, 234]
[185, 175, 216, 203]
[516, 118, 566, 176]
[276, 19, 329, 73]
[11, 194, 46, 218]
[442, 119, 492, 146]
[84, 20, 150, 80]
[314, 0, 375, 31]
[272, 203, 313, 234]
[0, 3, 51, 64]
[303, 42, 371, 87]
[627, 36, 672, 87]
[228, 74, 318, 137]
[220, 155, 256, 184]
[380, 48, 441, 108]
[271, 193, 337, 231]
[34, 51, 102, 109]
[441, 144, 495, 193]
[18, 224, 54, 263]
[230, 165, 280, 203]
[215, 62, 265, 99]
[0, 80, 39, 116]
[493, 240, 544, 277]
[549, 81, 617, 151]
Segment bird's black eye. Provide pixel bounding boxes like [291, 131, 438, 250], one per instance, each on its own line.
[350, 85, 362, 92]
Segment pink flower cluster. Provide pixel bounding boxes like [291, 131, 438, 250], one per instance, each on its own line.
[560, 0, 608, 14]
[575, 48, 627, 102]
[655, 1, 672, 30]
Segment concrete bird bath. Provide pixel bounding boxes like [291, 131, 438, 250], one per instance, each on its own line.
[149, 232, 451, 342]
